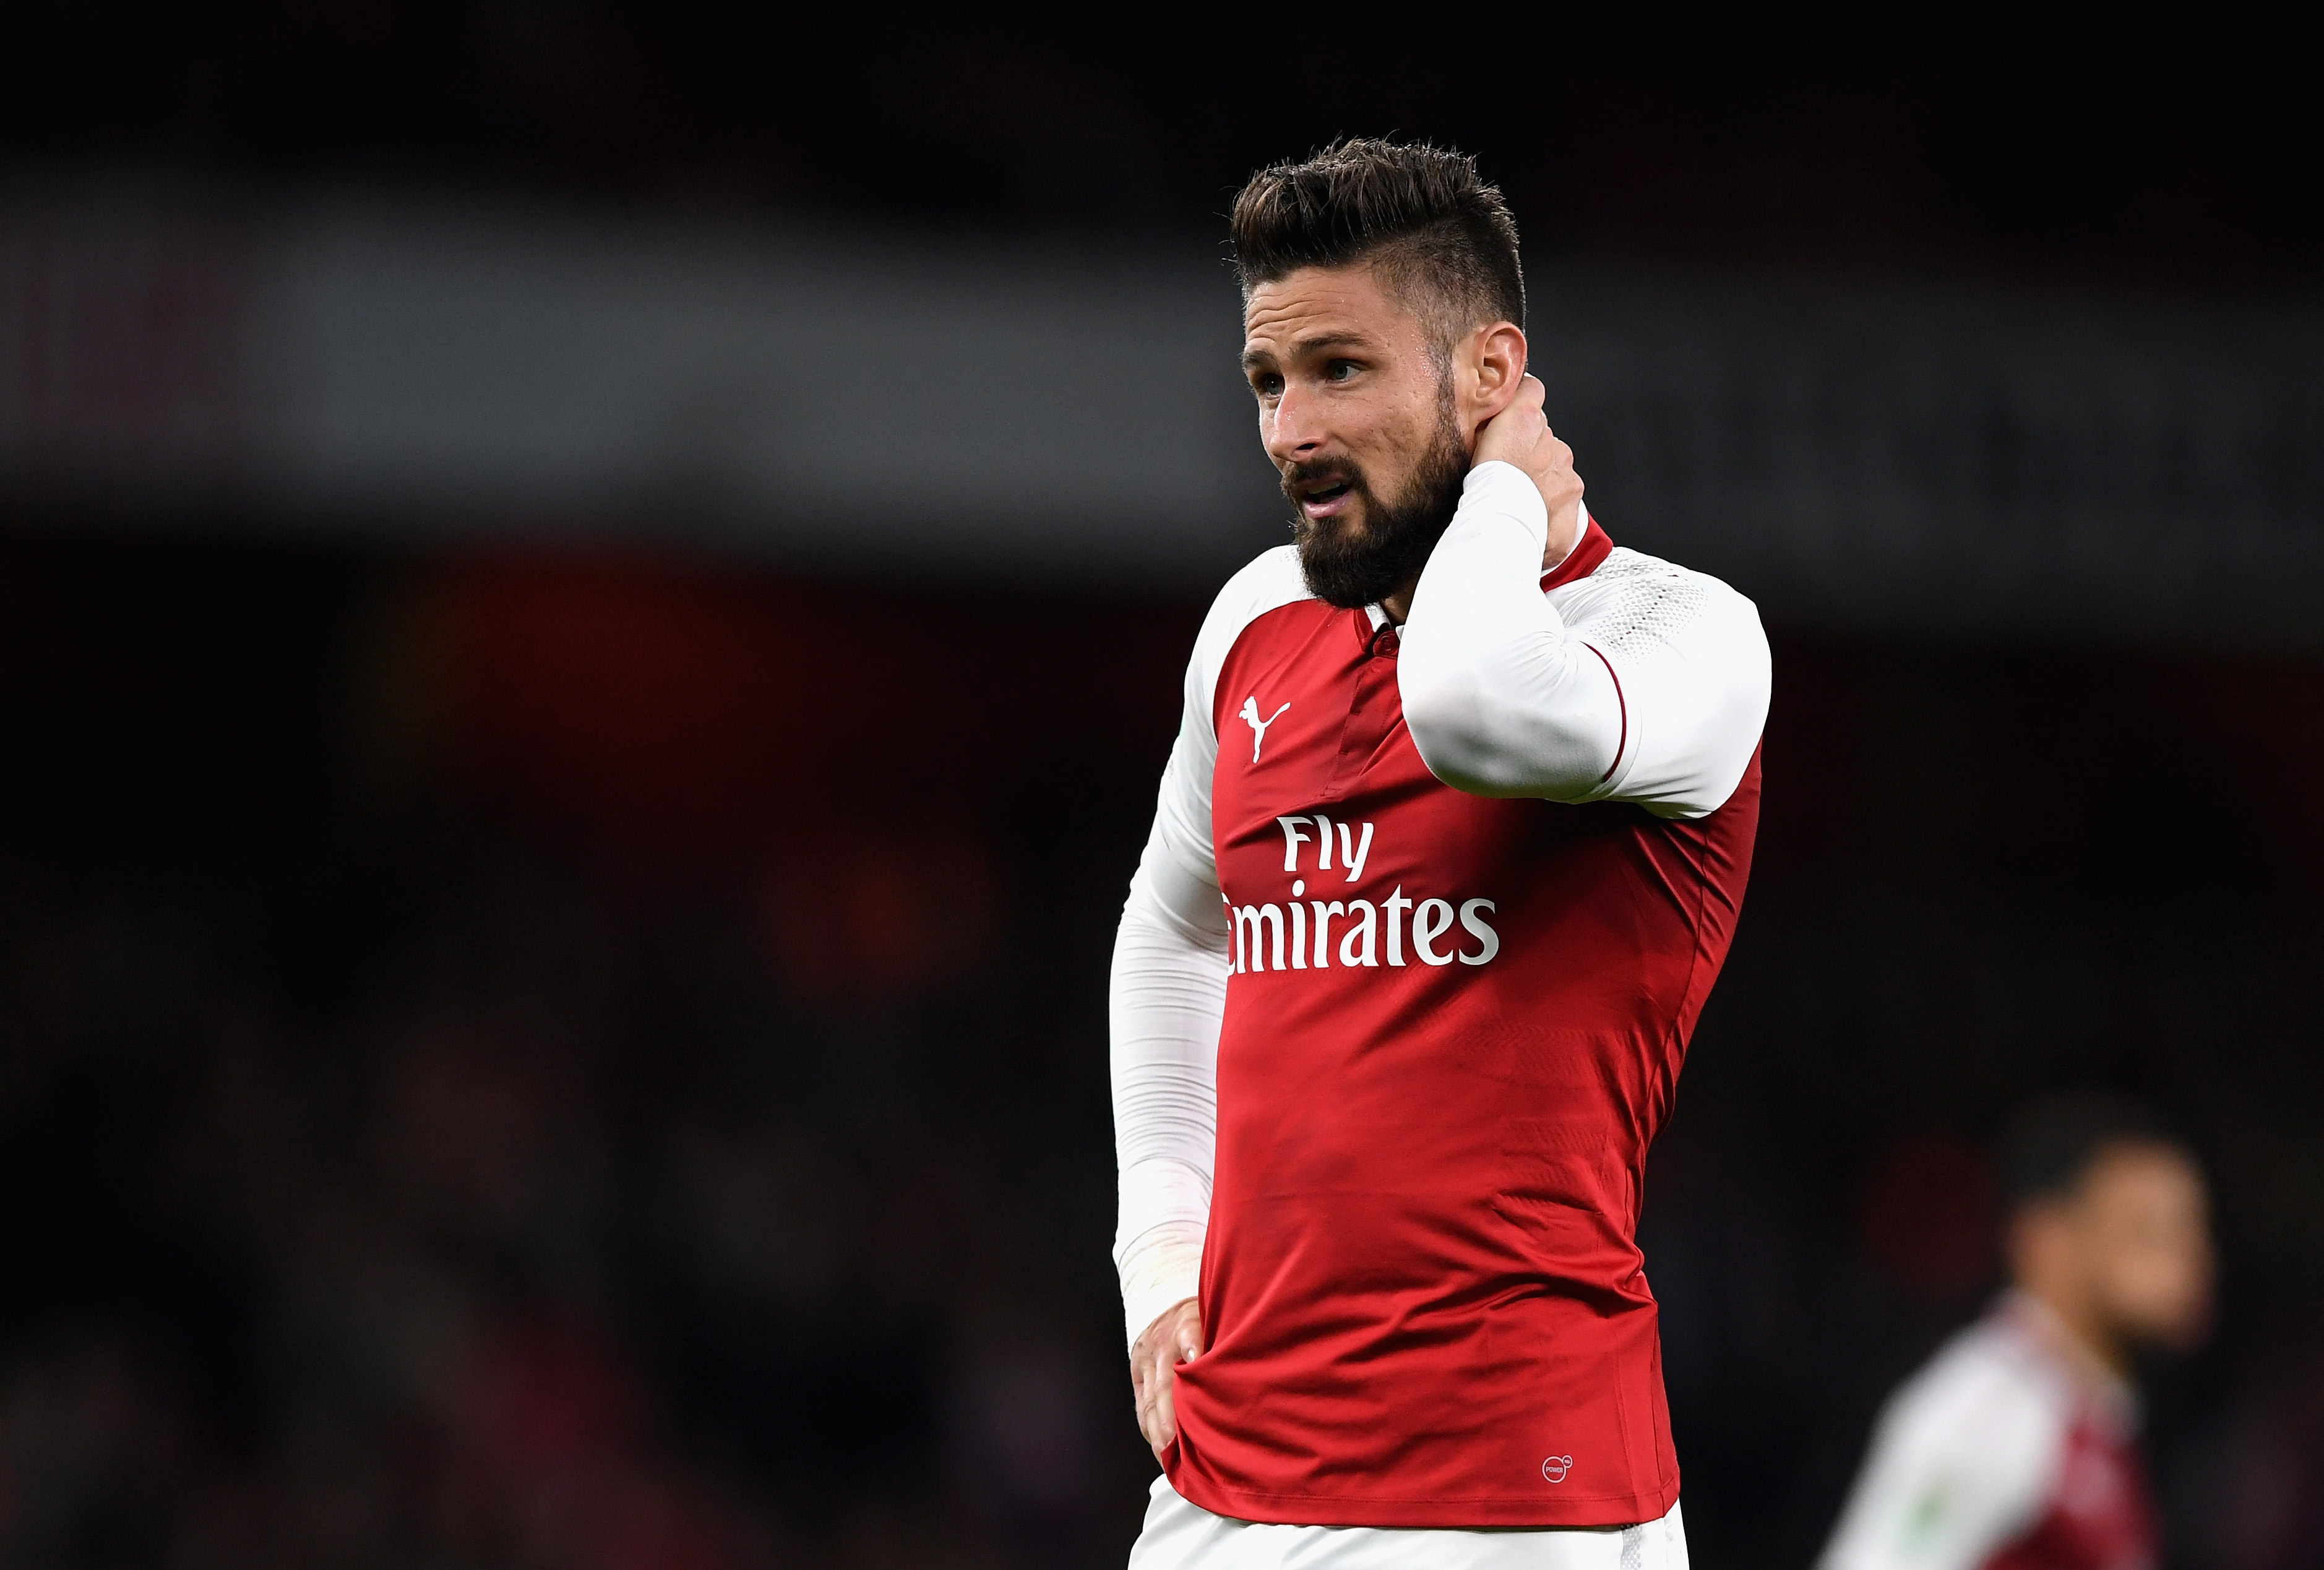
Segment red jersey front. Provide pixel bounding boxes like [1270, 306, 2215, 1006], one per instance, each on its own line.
[1155, 514, 1763, 1528]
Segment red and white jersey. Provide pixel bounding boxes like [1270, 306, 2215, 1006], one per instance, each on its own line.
[1110, 461, 1770, 1532]
[1820, 1297, 2159, 1570]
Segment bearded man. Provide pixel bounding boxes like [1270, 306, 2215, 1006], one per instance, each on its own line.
[1108, 139, 1771, 1568]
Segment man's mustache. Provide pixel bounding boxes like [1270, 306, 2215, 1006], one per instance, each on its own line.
[1280, 458, 1369, 504]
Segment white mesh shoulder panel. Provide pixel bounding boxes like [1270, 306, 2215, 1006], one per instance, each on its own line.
[1550, 546, 1770, 818]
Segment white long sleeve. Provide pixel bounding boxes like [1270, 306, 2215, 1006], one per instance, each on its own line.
[1109, 547, 1309, 1347]
[1109, 817, 1228, 1347]
[1400, 461, 1770, 819]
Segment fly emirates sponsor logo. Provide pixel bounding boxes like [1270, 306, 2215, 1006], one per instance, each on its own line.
[1229, 813, 1500, 975]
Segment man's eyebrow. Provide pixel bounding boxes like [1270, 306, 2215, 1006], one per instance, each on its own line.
[1288, 332, 1374, 358]
[1241, 332, 1375, 372]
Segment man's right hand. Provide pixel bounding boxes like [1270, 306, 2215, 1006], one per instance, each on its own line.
[1130, 1297, 1205, 1458]
[1473, 373, 1585, 565]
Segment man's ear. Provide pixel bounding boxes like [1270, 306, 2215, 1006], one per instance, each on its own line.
[1461, 322, 1530, 435]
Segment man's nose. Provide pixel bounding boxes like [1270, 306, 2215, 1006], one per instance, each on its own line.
[1265, 384, 1329, 465]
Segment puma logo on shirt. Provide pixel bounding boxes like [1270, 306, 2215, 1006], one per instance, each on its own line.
[1240, 697, 1291, 763]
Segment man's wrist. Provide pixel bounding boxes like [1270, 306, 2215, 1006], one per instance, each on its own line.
[1544, 499, 1586, 572]
[1118, 1221, 1205, 1349]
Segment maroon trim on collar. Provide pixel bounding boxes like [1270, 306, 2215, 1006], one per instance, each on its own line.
[1540, 515, 1612, 591]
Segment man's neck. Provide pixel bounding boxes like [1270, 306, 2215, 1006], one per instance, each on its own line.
[2014, 1286, 2131, 1383]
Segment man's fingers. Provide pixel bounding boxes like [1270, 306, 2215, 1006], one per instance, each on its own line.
[1475, 382, 1551, 470]
[1137, 1350, 1178, 1452]
[1128, 1298, 1202, 1456]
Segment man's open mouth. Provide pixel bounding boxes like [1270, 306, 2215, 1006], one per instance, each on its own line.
[1292, 474, 1358, 518]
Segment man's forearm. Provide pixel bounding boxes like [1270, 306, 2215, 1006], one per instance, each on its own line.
[1400, 462, 1624, 799]
[1109, 842, 1228, 1346]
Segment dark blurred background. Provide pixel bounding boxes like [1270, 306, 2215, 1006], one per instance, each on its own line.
[3, 9, 2322, 1568]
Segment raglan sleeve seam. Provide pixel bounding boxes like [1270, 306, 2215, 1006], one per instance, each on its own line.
[1564, 559, 1769, 820]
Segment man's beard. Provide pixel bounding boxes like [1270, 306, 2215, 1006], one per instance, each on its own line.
[1283, 398, 1470, 611]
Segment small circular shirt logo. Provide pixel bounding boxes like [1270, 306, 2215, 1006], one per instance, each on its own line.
[1541, 1454, 1573, 1483]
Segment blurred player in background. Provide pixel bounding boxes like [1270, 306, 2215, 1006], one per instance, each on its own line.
[1108, 140, 1770, 1567]
[1820, 1096, 2213, 1570]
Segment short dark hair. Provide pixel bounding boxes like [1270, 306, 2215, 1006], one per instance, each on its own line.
[1229, 139, 1526, 351]
[2000, 1091, 2179, 1210]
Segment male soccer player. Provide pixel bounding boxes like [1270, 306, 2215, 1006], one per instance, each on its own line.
[1820, 1097, 2212, 1570]
[1108, 140, 1771, 1567]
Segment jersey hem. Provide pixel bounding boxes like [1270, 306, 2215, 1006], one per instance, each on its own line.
[1164, 1470, 1682, 1530]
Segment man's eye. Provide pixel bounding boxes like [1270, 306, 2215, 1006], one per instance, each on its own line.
[1325, 360, 1359, 382]
[1253, 374, 1283, 397]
